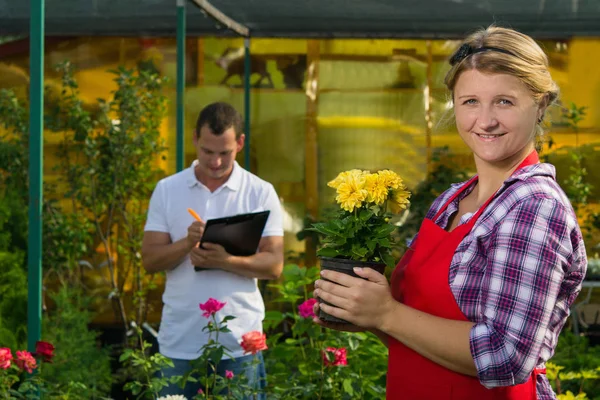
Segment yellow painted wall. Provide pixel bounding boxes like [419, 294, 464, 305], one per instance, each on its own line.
[562, 38, 600, 128]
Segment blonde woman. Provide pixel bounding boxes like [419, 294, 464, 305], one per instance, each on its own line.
[314, 26, 587, 399]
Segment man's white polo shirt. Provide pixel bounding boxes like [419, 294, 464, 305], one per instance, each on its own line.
[144, 161, 283, 360]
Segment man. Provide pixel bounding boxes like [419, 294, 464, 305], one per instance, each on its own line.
[142, 102, 284, 398]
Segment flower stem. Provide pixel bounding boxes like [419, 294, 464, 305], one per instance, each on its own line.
[318, 356, 325, 400]
[292, 303, 307, 360]
[212, 313, 219, 394]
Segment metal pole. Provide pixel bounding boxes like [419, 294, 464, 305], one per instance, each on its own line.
[243, 37, 251, 170]
[27, 0, 44, 353]
[176, 0, 186, 172]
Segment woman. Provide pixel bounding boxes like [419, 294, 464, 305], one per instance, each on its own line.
[313, 26, 587, 399]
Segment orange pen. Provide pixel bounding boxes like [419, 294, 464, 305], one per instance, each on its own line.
[187, 208, 202, 222]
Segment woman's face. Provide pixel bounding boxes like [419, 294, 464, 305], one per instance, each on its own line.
[454, 69, 545, 166]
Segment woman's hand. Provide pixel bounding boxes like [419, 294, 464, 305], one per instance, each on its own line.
[312, 301, 367, 332]
[313, 267, 396, 330]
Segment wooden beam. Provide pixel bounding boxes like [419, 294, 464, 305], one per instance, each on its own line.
[425, 40, 433, 173]
[197, 38, 205, 86]
[190, 0, 249, 37]
[304, 39, 320, 268]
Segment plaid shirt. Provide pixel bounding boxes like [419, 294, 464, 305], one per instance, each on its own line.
[413, 163, 587, 397]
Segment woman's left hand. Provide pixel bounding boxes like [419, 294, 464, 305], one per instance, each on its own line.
[314, 267, 396, 329]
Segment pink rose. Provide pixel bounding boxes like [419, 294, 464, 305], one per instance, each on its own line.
[298, 298, 318, 318]
[240, 331, 268, 355]
[35, 341, 55, 363]
[225, 370, 234, 379]
[199, 298, 226, 318]
[15, 350, 37, 373]
[322, 347, 348, 367]
[0, 348, 13, 370]
[198, 388, 204, 394]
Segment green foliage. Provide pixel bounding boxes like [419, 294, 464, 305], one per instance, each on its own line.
[0, 60, 168, 337]
[40, 286, 113, 398]
[0, 346, 96, 400]
[550, 331, 600, 398]
[43, 61, 168, 331]
[395, 147, 469, 252]
[564, 150, 592, 216]
[122, 310, 257, 400]
[0, 60, 169, 397]
[310, 207, 397, 268]
[563, 103, 588, 131]
[265, 264, 388, 399]
[0, 250, 27, 350]
[559, 103, 595, 234]
[122, 264, 388, 399]
[187, 312, 241, 398]
[120, 329, 177, 399]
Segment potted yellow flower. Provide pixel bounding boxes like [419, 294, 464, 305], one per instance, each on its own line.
[310, 169, 411, 323]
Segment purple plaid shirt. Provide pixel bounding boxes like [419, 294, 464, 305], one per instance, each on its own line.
[412, 162, 587, 398]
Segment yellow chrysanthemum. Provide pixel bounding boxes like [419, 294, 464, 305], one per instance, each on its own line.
[335, 172, 368, 212]
[377, 169, 403, 190]
[388, 188, 411, 214]
[364, 173, 388, 205]
[327, 169, 367, 190]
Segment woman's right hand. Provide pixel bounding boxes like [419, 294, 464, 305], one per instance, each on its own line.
[312, 302, 367, 333]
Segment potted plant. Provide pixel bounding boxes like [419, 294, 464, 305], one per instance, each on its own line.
[309, 169, 411, 323]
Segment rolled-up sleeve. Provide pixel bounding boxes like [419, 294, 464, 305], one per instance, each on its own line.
[470, 197, 576, 387]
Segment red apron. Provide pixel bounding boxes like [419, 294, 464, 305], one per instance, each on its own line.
[387, 151, 546, 400]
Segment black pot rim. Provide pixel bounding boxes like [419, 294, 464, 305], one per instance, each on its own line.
[319, 256, 386, 268]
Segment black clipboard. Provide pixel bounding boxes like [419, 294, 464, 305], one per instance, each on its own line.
[194, 210, 270, 272]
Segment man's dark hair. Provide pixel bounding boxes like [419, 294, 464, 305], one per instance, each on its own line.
[195, 102, 243, 138]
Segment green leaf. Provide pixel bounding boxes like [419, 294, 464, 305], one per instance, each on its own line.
[317, 247, 340, 258]
[382, 252, 396, 269]
[210, 347, 224, 365]
[264, 310, 285, 324]
[351, 245, 368, 258]
[375, 224, 396, 237]
[309, 223, 342, 238]
[119, 350, 133, 362]
[359, 209, 373, 221]
[348, 335, 360, 351]
[343, 379, 354, 395]
[365, 240, 377, 252]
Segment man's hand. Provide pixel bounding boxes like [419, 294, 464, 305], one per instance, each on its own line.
[186, 220, 205, 249]
[190, 242, 232, 268]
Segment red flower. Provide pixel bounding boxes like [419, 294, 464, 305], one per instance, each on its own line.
[0, 348, 13, 370]
[199, 298, 226, 318]
[322, 347, 348, 367]
[225, 370, 234, 379]
[35, 341, 55, 363]
[298, 298, 318, 318]
[240, 331, 268, 355]
[15, 350, 37, 373]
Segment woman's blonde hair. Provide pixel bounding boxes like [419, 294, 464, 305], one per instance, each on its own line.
[444, 26, 560, 126]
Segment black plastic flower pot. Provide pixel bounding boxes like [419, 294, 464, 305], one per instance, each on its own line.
[317, 256, 386, 324]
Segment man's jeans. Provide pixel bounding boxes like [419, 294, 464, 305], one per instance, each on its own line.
[158, 352, 266, 399]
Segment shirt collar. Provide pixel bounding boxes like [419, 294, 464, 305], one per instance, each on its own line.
[505, 162, 556, 183]
[449, 162, 556, 192]
[186, 160, 242, 191]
